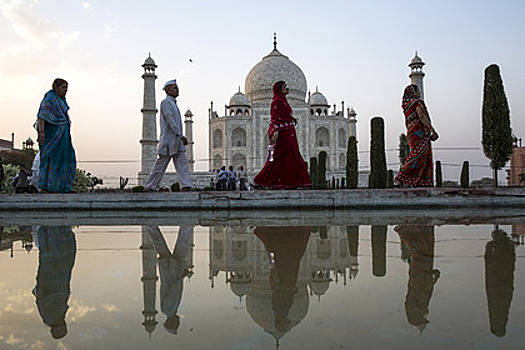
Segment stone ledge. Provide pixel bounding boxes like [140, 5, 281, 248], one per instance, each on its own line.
[0, 188, 524, 212]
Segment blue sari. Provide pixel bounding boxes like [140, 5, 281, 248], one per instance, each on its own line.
[37, 90, 76, 193]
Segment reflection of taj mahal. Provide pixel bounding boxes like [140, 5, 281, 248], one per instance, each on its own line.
[209, 225, 359, 344]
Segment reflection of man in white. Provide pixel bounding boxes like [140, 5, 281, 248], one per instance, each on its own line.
[146, 225, 194, 335]
[146, 79, 192, 191]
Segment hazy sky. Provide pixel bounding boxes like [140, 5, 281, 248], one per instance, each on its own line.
[1, 0, 523, 184]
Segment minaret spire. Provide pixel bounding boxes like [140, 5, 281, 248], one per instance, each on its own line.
[273, 32, 277, 49]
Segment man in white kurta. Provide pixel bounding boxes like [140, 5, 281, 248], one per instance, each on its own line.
[145, 80, 192, 191]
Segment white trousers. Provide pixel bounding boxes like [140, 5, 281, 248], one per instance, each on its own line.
[145, 152, 192, 190]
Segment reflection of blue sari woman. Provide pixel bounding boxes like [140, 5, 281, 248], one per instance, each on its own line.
[32, 226, 76, 339]
[146, 225, 193, 335]
[36, 78, 76, 193]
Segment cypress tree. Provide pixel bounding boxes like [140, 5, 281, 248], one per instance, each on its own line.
[331, 176, 335, 189]
[346, 135, 358, 188]
[369, 117, 387, 188]
[310, 157, 317, 190]
[482, 64, 513, 186]
[435, 160, 443, 187]
[460, 161, 470, 188]
[317, 151, 327, 189]
[386, 170, 394, 188]
[398, 133, 410, 168]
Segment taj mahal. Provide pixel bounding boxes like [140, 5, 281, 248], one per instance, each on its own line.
[138, 35, 426, 187]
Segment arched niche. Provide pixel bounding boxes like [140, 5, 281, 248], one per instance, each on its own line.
[213, 129, 223, 149]
[316, 127, 330, 147]
[231, 127, 246, 147]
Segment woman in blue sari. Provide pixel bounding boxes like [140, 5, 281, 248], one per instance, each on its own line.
[36, 79, 76, 193]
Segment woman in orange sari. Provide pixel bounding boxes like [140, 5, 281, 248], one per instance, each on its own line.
[395, 84, 438, 187]
[253, 81, 311, 189]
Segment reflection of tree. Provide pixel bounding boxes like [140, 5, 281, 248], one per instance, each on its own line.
[346, 226, 359, 278]
[371, 225, 387, 277]
[484, 228, 516, 337]
[394, 225, 439, 333]
[32, 226, 76, 339]
[146, 225, 194, 335]
[253, 226, 310, 344]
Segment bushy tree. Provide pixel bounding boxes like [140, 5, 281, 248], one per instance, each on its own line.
[435, 161, 443, 187]
[369, 117, 387, 188]
[1, 163, 19, 194]
[346, 136, 358, 188]
[73, 169, 103, 192]
[482, 64, 513, 186]
[471, 177, 495, 188]
[0, 149, 36, 169]
[460, 161, 470, 188]
[317, 151, 327, 189]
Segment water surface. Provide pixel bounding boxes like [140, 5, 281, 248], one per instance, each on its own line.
[1, 221, 524, 349]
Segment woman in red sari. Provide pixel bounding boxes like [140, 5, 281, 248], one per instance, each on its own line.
[395, 84, 438, 187]
[254, 81, 311, 189]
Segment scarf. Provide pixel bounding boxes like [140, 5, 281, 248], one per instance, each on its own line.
[37, 90, 70, 126]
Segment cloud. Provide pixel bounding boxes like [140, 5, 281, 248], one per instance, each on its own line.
[0, 0, 79, 50]
[67, 299, 96, 322]
[102, 303, 118, 312]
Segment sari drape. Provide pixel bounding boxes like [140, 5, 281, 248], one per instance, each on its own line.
[253, 83, 311, 189]
[37, 90, 76, 192]
[395, 86, 433, 187]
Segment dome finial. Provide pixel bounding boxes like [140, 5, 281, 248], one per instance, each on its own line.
[273, 32, 277, 50]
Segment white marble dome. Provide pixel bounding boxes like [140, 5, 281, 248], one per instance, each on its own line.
[309, 91, 329, 106]
[245, 48, 307, 103]
[229, 91, 250, 106]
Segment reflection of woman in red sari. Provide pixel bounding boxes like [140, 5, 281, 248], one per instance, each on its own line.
[395, 84, 438, 187]
[254, 81, 311, 189]
[395, 224, 440, 333]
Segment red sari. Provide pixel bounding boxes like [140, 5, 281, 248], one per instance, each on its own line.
[395, 85, 434, 187]
[254, 83, 311, 189]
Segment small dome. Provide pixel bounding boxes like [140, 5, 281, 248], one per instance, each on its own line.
[143, 54, 157, 67]
[184, 109, 193, 118]
[230, 280, 252, 297]
[229, 91, 251, 107]
[25, 137, 34, 146]
[409, 52, 425, 67]
[310, 280, 330, 296]
[309, 91, 329, 106]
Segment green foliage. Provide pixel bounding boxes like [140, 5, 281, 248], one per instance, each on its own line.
[331, 176, 335, 189]
[371, 225, 387, 277]
[309, 157, 317, 189]
[460, 161, 470, 188]
[0, 149, 36, 169]
[317, 151, 327, 189]
[398, 133, 410, 168]
[386, 170, 394, 188]
[171, 182, 181, 192]
[73, 169, 103, 193]
[435, 161, 443, 187]
[1, 163, 19, 194]
[369, 117, 387, 188]
[519, 173, 525, 184]
[341, 177, 346, 189]
[442, 180, 459, 187]
[471, 177, 495, 188]
[482, 64, 513, 178]
[132, 185, 145, 192]
[346, 136, 358, 188]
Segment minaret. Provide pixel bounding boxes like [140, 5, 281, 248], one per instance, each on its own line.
[347, 107, 357, 139]
[139, 54, 158, 185]
[184, 109, 195, 172]
[409, 51, 425, 101]
[140, 226, 158, 336]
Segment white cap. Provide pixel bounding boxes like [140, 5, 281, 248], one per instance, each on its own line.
[163, 79, 177, 89]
